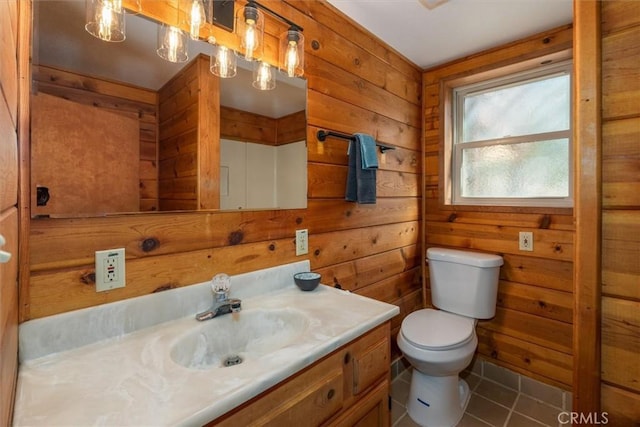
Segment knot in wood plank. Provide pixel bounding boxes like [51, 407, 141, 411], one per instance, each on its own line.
[140, 237, 160, 252]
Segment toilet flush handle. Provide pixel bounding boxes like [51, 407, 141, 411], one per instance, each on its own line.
[0, 234, 11, 264]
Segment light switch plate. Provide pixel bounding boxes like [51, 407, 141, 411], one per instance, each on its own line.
[296, 229, 308, 256]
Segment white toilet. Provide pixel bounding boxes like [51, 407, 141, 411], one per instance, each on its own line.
[397, 247, 503, 427]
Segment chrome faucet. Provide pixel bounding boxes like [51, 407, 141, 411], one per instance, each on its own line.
[196, 273, 242, 321]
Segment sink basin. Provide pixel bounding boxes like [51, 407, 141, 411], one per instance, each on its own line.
[170, 308, 309, 369]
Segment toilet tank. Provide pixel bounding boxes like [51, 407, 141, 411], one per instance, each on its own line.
[427, 248, 503, 319]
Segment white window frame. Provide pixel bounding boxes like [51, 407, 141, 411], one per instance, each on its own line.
[446, 60, 573, 208]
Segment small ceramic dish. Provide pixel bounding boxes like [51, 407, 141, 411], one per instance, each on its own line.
[293, 272, 321, 291]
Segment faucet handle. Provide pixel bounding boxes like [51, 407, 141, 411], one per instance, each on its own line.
[211, 273, 231, 294]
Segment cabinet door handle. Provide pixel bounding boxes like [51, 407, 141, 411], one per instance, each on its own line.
[0, 235, 11, 264]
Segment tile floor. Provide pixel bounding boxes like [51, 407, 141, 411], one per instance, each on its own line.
[390, 367, 569, 427]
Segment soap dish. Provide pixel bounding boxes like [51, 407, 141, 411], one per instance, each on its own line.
[293, 272, 321, 291]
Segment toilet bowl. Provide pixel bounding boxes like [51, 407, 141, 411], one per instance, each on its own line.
[398, 248, 503, 427]
[398, 309, 477, 426]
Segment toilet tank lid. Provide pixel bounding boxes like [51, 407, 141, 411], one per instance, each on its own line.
[427, 248, 503, 267]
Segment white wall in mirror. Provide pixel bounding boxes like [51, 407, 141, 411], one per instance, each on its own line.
[220, 140, 306, 210]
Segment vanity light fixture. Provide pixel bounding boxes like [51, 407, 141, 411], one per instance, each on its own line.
[280, 26, 304, 77]
[253, 60, 275, 90]
[208, 36, 237, 78]
[235, 0, 305, 89]
[85, 0, 126, 42]
[157, 23, 189, 63]
[157, 2, 189, 63]
[236, 1, 264, 61]
[188, 0, 206, 40]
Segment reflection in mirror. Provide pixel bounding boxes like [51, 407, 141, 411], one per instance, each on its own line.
[31, 0, 307, 217]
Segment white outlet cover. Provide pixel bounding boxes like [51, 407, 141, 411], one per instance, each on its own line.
[296, 229, 308, 256]
[518, 232, 534, 252]
[95, 248, 126, 292]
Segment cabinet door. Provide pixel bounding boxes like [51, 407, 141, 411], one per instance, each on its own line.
[212, 352, 344, 426]
[353, 339, 389, 395]
[327, 380, 390, 427]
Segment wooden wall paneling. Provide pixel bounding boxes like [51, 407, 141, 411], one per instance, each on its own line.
[309, 221, 419, 269]
[497, 281, 573, 324]
[307, 90, 420, 150]
[28, 198, 419, 273]
[286, 1, 421, 85]
[278, 0, 421, 106]
[158, 59, 199, 210]
[426, 221, 574, 262]
[196, 55, 220, 210]
[601, 297, 640, 393]
[601, 384, 640, 426]
[574, 0, 602, 414]
[220, 107, 278, 145]
[476, 328, 573, 390]
[601, 25, 640, 121]
[1, 0, 20, 423]
[29, 235, 302, 318]
[600, 1, 640, 422]
[30, 94, 140, 216]
[33, 66, 159, 211]
[307, 164, 419, 199]
[0, 209, 18, 427]
[0, 85, 17, 212]
[479, 308, 572, 355]
[276, 111, 306, 145]
[0, 0, 18, 127]
[305, 56, 421, 129]
[602, 211, 640, 300]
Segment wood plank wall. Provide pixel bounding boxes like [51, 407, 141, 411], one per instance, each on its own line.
[220, 108, 306, 146]
[23, 1, 423, 363]
[158, 55, 220, 211]
[0, 0, 21, 424]
[32, 65, 159, 212]
[600, 1, 640, 423]
[423, 25, 575, 390]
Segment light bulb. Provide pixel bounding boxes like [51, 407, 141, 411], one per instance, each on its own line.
[244, 20, 257, 60]
[86, 0, 125, 42]
[167, 27, 180, 63]
[98, 5, 114, 40]
[209, 37, 236, 78]
[280, 29, 303, 77]
[189, 0, 205, 40]
[285, 41, 299, 77]
[218, 46, 230, 77]
[253, 61, 275, 90]
[158, 24, 188, 63]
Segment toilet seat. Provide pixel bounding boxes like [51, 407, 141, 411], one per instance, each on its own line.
[401, 309, 475, 351]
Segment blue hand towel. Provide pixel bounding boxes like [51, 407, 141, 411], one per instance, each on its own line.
[355, 133, 378, 169]
[345, 135, 377, 204]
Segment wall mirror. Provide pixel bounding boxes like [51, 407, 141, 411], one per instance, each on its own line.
[30, 0, 307, 218]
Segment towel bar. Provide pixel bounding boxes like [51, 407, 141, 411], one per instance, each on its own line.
[316, 130, 396, 153]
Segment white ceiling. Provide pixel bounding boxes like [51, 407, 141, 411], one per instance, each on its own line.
[326, 0, 573, 69]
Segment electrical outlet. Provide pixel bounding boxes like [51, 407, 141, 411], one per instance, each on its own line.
[295, 229, 308, 256]
[518, 232, 534, 252]
[95, 248, 126, 292]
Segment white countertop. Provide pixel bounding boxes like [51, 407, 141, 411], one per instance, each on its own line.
[14, 262, 399, 426]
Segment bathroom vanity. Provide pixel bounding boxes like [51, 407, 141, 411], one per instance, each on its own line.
[210, 323, 391, 426]
[14, 262, 398, 426]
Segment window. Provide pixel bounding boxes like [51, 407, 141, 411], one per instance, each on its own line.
[447, 60, 572, 207]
